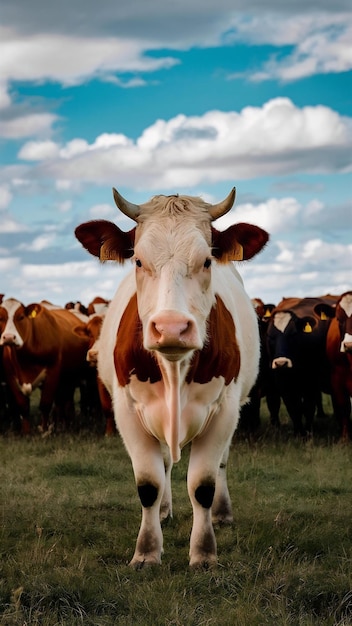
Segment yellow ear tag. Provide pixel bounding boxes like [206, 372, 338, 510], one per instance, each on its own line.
[233, 244, 243, 261]
[303, 322, 312, 333]
[264, 308, 272, 318]
[30, 310, 37, 319]
[320, 311, 327, 320]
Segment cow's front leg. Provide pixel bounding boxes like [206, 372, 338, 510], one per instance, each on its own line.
[187, 442, 219, 569]
[160, 444, 173, 522]
[212, 446, 233, 525]
[128, 444, 166, 569]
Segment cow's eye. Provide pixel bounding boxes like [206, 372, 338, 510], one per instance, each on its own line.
[204, 258, 212, 269]
[135, 259, 142, 268]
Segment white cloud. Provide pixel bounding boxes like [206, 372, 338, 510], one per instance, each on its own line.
[240, 237, 352, 303]
[20, 233, 57, 252]
[0, 7, 350, 101]
[16, 99, 352, 188]
[89, 203, 116, 219]
[0, 186, 12, 210]
[0, 28, 178, 87]
[56, 200, 72, 213]
[0, 112, 58, 140]
[0, 215, 30, 233]
[0, 81, 11, 109]
[228, 12, 352, 81]
[22, 260, 102, 279]
[0, 257, 21, 271]
[18, 140, 60, 160]
[216, 197, 302, 234]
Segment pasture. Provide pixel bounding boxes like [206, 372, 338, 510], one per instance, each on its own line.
[1, 398, 351, 626]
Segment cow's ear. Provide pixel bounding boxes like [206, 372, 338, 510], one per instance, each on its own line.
[26, 303, 42, 319]
[75, 220, 135, 264]
[211, 223, 269, 262]
[314, 303, 336, 320]
[73, 324, 89, 339]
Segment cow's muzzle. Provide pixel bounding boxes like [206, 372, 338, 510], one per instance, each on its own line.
[272, 356, 293, 369]
[146, 310, 201, 359]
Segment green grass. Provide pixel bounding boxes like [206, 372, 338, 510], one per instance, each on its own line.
[0, 399, 351, 625]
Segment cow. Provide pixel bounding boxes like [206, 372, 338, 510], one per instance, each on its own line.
[0, 299, 91, 433]
[326, 291, 352, 440]
[87, 296, 110, 317]
[74, 311, 116, 436]
[265, 295, 337, 436]
[238, 300, 279, 434]
[75, 186, 269, 569]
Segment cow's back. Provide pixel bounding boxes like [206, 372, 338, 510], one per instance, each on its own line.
[47, 308, 90, 369]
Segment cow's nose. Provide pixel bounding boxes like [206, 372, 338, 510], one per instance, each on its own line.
[153, 319, 189, 344]
[147, 311, 201, 352]
[272, 356, 293, 369]
[0, 333, 16, 345]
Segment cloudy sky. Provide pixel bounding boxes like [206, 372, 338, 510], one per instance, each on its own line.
[0, 0, 351, 307]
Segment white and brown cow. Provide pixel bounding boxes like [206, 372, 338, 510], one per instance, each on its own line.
[0, 299, 90, 432]
[75, 187, 269, 569]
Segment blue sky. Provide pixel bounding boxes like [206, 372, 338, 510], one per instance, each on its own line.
[0, 0, 351, 307]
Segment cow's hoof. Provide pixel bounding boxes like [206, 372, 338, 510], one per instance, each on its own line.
[189, 555, 217, 570]
[129, 555, 162, 570]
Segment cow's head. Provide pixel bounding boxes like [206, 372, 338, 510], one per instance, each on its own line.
[0, 299, 44, 348]
[75, 188, 269, 362]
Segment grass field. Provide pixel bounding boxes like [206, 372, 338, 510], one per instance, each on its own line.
[0, 397, 351, 625]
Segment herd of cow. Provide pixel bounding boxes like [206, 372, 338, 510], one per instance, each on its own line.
[0, 187, 351, 568]
[0, 289, 350, 442]
[239, 292, 352, 440]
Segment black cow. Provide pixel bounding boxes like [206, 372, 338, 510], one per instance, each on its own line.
[265, 295, 337, 436]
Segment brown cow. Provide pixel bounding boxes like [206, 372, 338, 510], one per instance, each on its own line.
[326, 291, 352, 439]
[0, 298, 90, 433]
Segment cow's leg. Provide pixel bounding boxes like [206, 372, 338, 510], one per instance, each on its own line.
[39, 368, 60, 431]
[187, 417, 234, 569]
[160, 445, 173, 522]
[123, 436, 166, 569]
[330, 372, 351, 440]
[212, 446, 233, 525]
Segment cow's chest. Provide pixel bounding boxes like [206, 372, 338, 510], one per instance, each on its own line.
[128, 375, 226, 447]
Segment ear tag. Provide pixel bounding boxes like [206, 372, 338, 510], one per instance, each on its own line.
[303, 322, 312, 333]
[233, 244, 243, 261]
[320, 311, 327, 320]
[30, 310, 37, 319]
[264, 308, 272, 318]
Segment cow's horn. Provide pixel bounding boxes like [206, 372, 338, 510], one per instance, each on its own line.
[112, 188, 140, 221]
[209, 187, 236, 221]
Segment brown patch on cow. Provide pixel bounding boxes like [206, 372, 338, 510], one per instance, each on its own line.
[187, 296, 240, 385]
[114, 294, 240, 387]
[114, 295, 161, 386]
